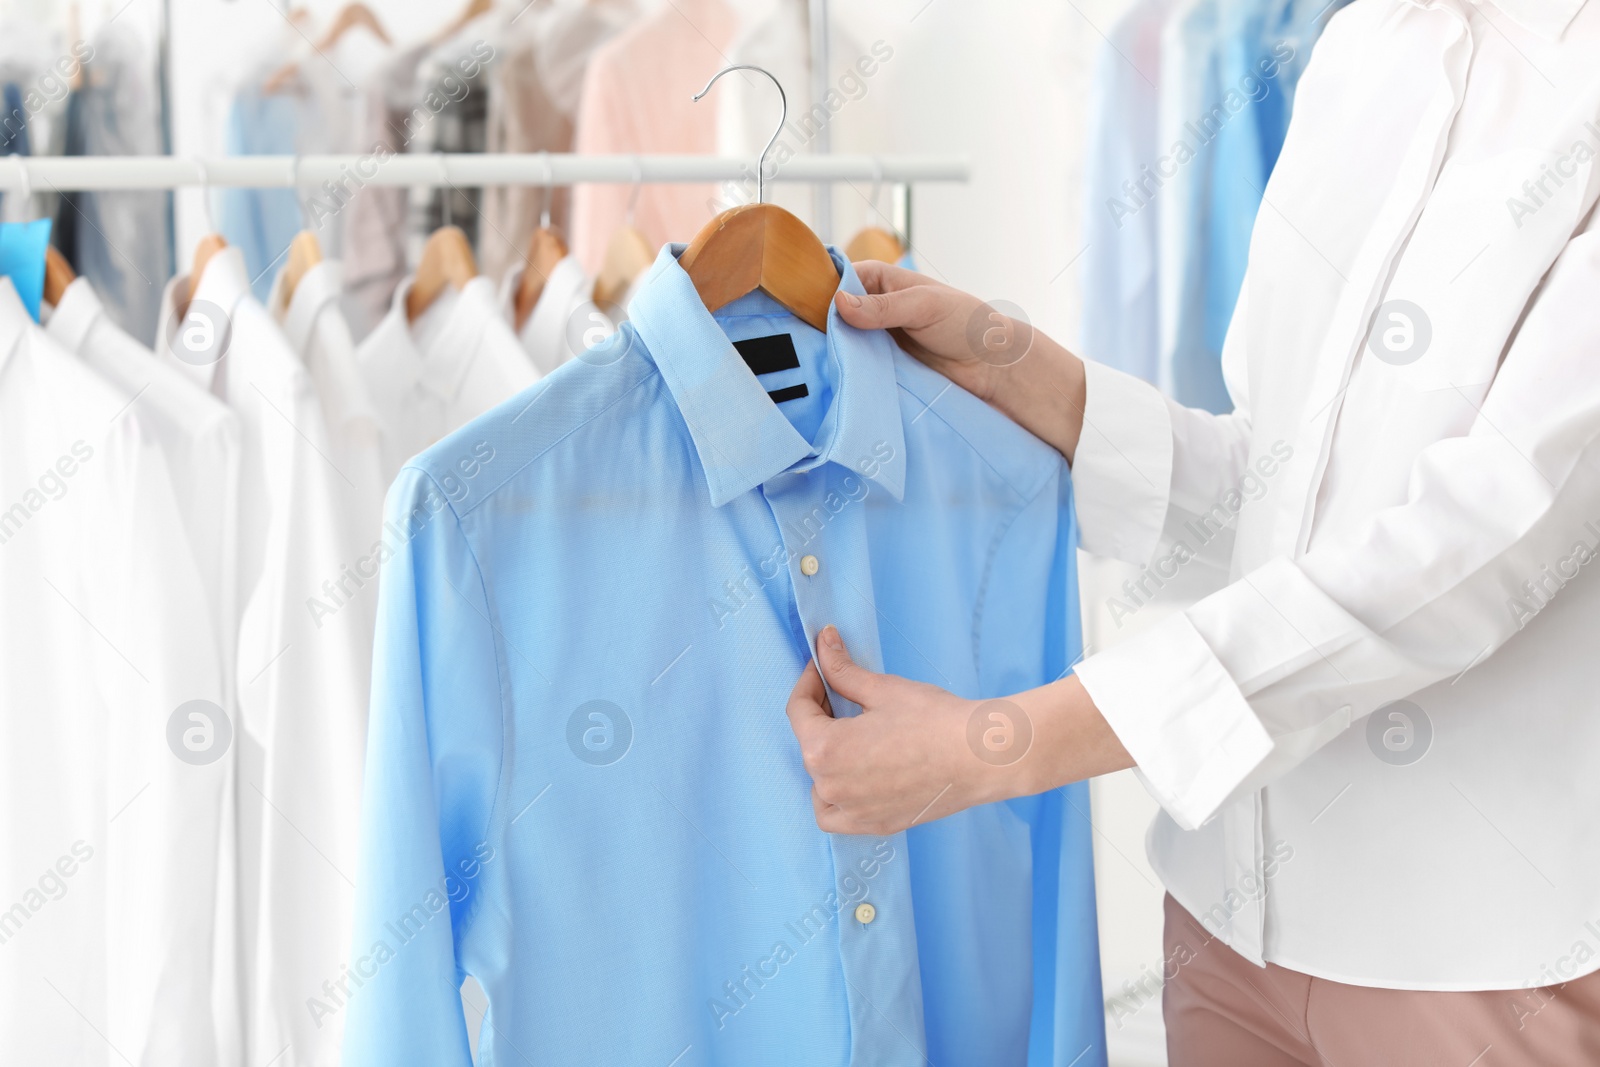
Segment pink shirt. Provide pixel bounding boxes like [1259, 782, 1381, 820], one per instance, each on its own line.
[569, 0, 737, 275]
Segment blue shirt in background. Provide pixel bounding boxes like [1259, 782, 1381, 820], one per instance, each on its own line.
[220, 88, 304, 302]
[341, 247, 1105, 1067]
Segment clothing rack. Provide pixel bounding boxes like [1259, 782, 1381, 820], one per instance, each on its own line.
[2, 153, 968, 245]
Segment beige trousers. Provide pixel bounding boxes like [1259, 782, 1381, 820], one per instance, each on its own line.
[1162, 895, 1600, 1066]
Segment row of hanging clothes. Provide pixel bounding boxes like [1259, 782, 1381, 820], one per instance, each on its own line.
[0, 3, 915, 1065]
[1079, 0, 1348, 413]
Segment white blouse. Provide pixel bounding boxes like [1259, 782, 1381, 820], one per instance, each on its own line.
[1075, 0, 1600, 988]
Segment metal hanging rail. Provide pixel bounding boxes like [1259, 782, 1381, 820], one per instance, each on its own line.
[0, 153, 970, 191]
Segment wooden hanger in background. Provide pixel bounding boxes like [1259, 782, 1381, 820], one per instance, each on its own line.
[515, 228, 567, 331]
[407, 225, 478, 322]
[845, 226, 903, 266]
[679, 66, 839, 334]
[592, 225, 652, 313]
[178, 234, 228, 320]
[43, 246, 75, 308]
[264, 3, 391, 94]
[430, 0, 492, 46]
[280, 231, 323, 308]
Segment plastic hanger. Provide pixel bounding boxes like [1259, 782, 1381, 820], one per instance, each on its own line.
[514, 152, 568, 331]
[4, 159, 74, 310]
[592, 156, 655, 313]
[264, 3, 391, 95]
[679, 66, 838, 334]
[845, 159, 905, 265]
[279, 155, 322, 306]
[12, 160, 77, 308]
[181, 157, 228, 320]
[406, 154, 478, 323]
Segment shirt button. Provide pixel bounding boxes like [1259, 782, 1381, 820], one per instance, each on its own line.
[800, 554, 820, 576]
[854, 902, 876, 924]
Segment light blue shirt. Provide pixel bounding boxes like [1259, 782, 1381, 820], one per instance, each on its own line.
[342, 246, 1105, 1067]
[220, 88, 303, 303]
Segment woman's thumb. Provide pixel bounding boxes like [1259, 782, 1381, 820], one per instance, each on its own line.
[815, 625, 880, 706]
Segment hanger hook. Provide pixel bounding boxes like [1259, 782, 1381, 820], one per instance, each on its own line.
[869, 155, 885, 221]
[625, 154, 643, 227]
[10, 155, 30, 219]
[435, 151, 452, 229]
[539, 149, 553, 230]
[693, 64, 785, 205]
[290, 154, 310, 228]
[193, 155, 217, 233]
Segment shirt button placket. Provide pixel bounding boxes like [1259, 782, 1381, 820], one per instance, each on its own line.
[762, 466, 928, 1065]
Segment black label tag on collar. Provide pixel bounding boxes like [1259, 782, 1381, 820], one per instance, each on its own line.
[766, 383, 809, 404]
[733, 333, 801, 376]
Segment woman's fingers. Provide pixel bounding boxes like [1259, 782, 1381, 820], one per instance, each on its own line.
[835, 284, 954, 334]
[850, 258, 929, 295]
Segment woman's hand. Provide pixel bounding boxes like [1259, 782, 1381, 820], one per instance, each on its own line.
[786, 626, 1135, 835]
[837, 261, 1090, 463]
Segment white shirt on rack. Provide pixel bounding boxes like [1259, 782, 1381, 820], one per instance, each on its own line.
[358, 274, 538, 485]
[48, 276, 243, 682]
[0, 276, 227, 1066]
[268, 259, 387, 624]
[157, 246, 367, 1066]
[1074, 0, 1600, 989]
[496, 253, 609, 377]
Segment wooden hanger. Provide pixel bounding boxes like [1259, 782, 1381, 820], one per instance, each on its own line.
[430, 0, 492, 46]
[265, 3, 391, 94]
[845, 226, 903, 265]
[280, 230, 323, 308]
[515, 227, 568, 331]
[43, 246, 75, 308]
[681, 204, 835, 332]
[592, 225, 653, 313]
[177, 234, 229, 320]
[679, 66, 839, 334]
[407, 225, 478, 322]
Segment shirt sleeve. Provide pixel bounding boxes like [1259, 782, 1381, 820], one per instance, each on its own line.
[1077, 222, 1600, 831]
[1072, 278, 1256, 565]
[341, 468, 505, 1067]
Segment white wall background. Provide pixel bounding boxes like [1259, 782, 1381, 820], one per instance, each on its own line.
[17, 0, 1175, 1061]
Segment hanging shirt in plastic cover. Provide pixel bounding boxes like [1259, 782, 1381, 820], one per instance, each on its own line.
[52, 22, 174, 346]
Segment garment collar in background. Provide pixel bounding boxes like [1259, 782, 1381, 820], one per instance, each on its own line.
[0, 275, 35, 375]
[1419, 0, 1588, 39]
[268, 258, 384, 440]
[497, 254, 591, 371]
[156, 245, 255, 393]
[624, 243, 907, 508]
[368, 275, 498, 403]
[43, 276, 102, 354]
[268, 257, 344, 353]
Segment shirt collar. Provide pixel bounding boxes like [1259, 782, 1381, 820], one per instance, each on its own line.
[0, 275, 30, 378]
[271, 259, 344, 355]
[377, 275, 495, 402]
[626, 243, 907, 508]
[44, 277, 102, 355]
[1483, 0, 1586, 39]
[156, 245, 253, 391]
[1411, 0, 1588, 40]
